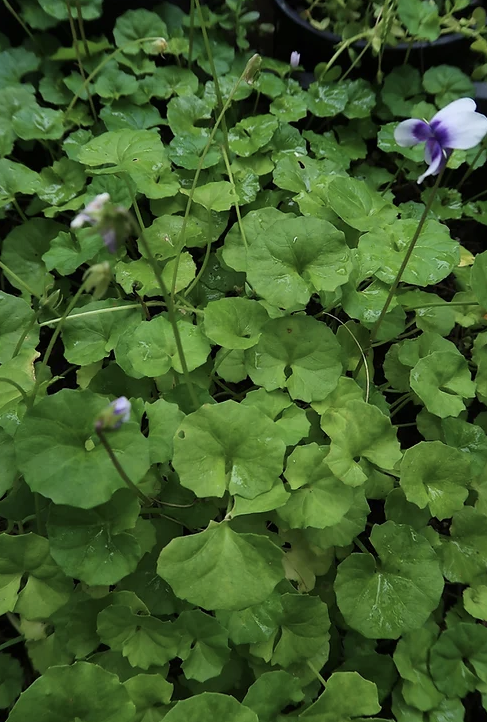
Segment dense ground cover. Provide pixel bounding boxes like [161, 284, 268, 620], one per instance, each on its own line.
[2, 0, 487, 720]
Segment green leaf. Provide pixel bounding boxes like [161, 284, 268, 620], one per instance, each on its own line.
[0, 429, 16, 497]
[145, 398, 184, 465]
[223, 207, 289, 273]
[61, 300, 140, 366]
[157, 521, 284, 610]
[1, 219, 62, 296]
[410, 350, 475, 418]
[394, 624, 444, 712]
[397, 0, 440, 41]
[241, 388, 310, 447]
[167, 94, 212, 135]
[0, 653, 23, 710]
[113, 9, 168, 54]
[307, 82, 349, 117]
[7, 661, 135, 721]
[216, 594, 283, 645]
[270, 91, 308, 123]
[77, 129, 167, 177]
[271, 593, 330, 667]
[0, 532, 71, 620]
[358, 219, 459, 286]
[246, 216, 351, 310]
[245, 315, 342, 403]
[0, 291, 38, 363]
[301, 671, 381, 720]
[97, 603, 180, 669]
[0, 47, 39, 88]
[471, 249, 487, 308]
[100, 100, 163, 131]
[94, 66, 138, 99]
[42, 227, 104, 275]
[0, 159, 40, 207]
[172, 399, 285, 499]
[335, 521, 444, 639]
[423, 65, 475, 107]
[15, 389, 150, 508]
[47, 489, 143, 586]
[243, 671, 303, 722]
[382, 66, 423, 116]
[182, 181, 236, 212]
[37, 158, 86, 207]
[343, 79, 376, 119]
[430, 623, 487, 697]
[440, 507, 487, 584]
[326, 176, 396, 231]
[0, 350, 38, 415]
[277, 443, 354, 529]
[124, 673, 173, 715]
[163, 693, 258, 722]
[229, 115, 278, 157]
[304, 487, 369, 549]
[400, 441, 470, 519]
[177, 610, 230, 682]
[203, 298, 269, 349]
[39, 0, 102, 19]
[320, 399, 402, 487]
[12, 105, 64, 141]
[125, 315, 210, 376]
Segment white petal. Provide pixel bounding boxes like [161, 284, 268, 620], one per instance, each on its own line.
[394, 119, 431, 147]
[431, 97, 487, 149]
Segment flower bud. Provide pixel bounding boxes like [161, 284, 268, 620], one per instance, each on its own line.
[290, 51, 300, 68]
[95, 396, 131, 432]
[83, 261, 112, 300]
[150, 37, 168, 54]
[243, 54, 262, 84]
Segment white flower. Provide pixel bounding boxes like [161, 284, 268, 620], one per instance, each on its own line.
[290, 51, 300, 69]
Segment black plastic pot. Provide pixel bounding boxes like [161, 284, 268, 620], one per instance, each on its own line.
[273, 0, 475, 75]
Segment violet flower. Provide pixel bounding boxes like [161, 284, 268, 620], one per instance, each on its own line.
[394, 98, 487, 184]
[71, 193, 130, 254]
[95, 396, 131, 432]
[71, 192, 110, 229]
[290, 51, 300, 69]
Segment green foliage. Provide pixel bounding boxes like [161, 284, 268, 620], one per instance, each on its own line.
[0, 2, 486, 720]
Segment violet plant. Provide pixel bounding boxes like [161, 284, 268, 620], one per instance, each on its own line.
[1, 2, 487, 721]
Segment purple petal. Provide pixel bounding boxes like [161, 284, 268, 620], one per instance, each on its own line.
[431, 97, 487, 150]
[417, 139, 446, 184]
[102, 228, 117, 254]
[394, 119, 432, 147]
[111, 396, 131, 424]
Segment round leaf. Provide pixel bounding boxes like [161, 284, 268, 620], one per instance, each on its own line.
[400, 441, 470, 519]
[335, 521, 444, 638]
[157, 521, 284, 610]
[245, 315, 342, 403]
[164, 693, 258, 722]
[15, 389, 150, 508]
[203, 298, 269, 349]
[247, 216, 351, 310]
[172, 400, 286, 499]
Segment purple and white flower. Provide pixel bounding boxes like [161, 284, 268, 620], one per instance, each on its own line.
[290, 51, 300, 68]
[394, 97, 487, 184]
[71, 192, 110, 229]
[71, 192, 130, 254]
[95, 396, 131, 432]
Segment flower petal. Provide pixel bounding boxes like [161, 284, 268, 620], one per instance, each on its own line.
[394, 119, 432, 147]
[417, 139, 445, 184]
[430, 97, 487, 150]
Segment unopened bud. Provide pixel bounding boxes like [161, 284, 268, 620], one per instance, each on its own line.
[290, 51, 300, 68]
[150, 37, 168, 55]
[83, 261, 112, 300]
[95, 396, 131, 432]
[243, 54, 262, 84]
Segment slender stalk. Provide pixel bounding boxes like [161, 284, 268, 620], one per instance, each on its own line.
[340, 38, 372, 81]
[194, 0, 230, 156]
[39, 301, 165, 327]
[0, 636, 23, 653]
[221, 146, 248, 250]
[97, 429, 151, 505]
[170, 62, 252, 298]
[2, 0, 36, 44]
[457, 142, 486, 190]
[75, 0, 90, 58]
[13, 310, 40, 357]
[34, 493, 44, 535]
[65, 0, 97, 120]
[12, 198, 28, 222]
[319, 31, 370, 79]
[354, 537, 369, 554]
[188, 0, 195, 69]
[30, 283, 86, 406]
[184, 211, 213, 297]
[368, 170, 444, 347]
[0, 378, 29, 405]
[381, 158, 405, 196]
[307, 660, 327, 688]
[128, 187, 199, 411]
[0, 261, 41, 299]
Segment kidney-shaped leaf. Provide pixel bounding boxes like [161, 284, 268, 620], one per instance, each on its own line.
[203, 297, 269, 349]
[335, 521, 444, 639]
[400, 441, 470, 520]
[301, 671, 381, 721]
[157, 521, 284, 610]
[247, 216, 351, 310]
[164, 693, 258, 722]
[15, 389, 150, 508]
[172, 400, 286, 499]
[6, 661, 135, 722]
[245, 315, 342, 403]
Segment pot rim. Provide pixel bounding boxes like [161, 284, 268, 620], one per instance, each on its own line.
[274, 0, 465, 51]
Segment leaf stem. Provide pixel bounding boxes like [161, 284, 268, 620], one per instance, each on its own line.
[38, 301, 165, 327]
[0, 261, 42, 299]
[0, 636, 23, 653]
[127, 186, 199, 411]
[367, 170, 444, 348]
[221, 145, 248, 250]
[307, 660, 327, 688]
[12, 198, 28, 222]
[457, 142, 486, 190]
[96, 429, 151, 505]
[0, 377, 29, 405]
[65, 0, 97, 120]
